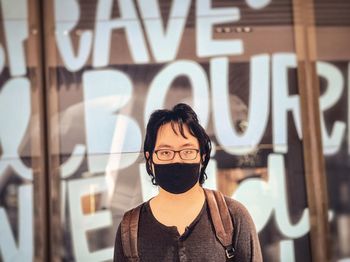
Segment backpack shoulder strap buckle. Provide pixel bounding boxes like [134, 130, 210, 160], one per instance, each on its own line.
[225, 245, 235, 259]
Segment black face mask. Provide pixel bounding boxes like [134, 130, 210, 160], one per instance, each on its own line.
[153, 163, 201, 194]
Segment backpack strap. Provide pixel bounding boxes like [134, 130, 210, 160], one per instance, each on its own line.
[204, 188, 235, 259]
[120, 204, 142, 262]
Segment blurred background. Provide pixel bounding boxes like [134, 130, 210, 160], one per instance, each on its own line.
[0, 0, 349, 261]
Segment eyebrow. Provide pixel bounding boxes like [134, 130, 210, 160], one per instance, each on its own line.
[156, 143, 197, 149]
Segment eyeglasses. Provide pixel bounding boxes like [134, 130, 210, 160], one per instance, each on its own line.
[154, 149, 200, 161]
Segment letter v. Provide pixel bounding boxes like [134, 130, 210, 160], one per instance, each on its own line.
[137, 0, 191, 62]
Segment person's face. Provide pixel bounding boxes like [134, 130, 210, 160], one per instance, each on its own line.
[149, 122, 202, 165]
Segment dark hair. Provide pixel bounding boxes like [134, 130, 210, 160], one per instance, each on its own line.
[144, 103, 212, 186]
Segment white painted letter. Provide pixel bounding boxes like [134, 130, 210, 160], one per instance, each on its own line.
[0, 78, 32, 180]
[234, 153, 310, 238]
[137, 0, 191, 62]
[211, 55, 270, 155]
[0, 185, 33, 261]
[1, 0, 28, 76]
[93, 0, 149, 66]
[272, 53, 302, 153]
[68, 177, 113, 261]
[196, 0, 243, 57]
[317, 61, 345, 155]
[54, 0, 92, 72]
[144, 60, 209, 127]
[83, 70, 141, 174]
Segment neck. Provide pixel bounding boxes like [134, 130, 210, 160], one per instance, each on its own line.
[157, 182, 205, 206]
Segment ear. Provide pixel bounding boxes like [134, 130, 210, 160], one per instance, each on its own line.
[201, 154, 206, 163]
[145, 151, 154, 173]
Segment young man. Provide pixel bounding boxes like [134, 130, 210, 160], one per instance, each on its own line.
[114, 103, 262, 261]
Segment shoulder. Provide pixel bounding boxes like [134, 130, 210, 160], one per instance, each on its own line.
[222, 195, 263, 261]
[223, 195, 256, 228]
[223, 196, 250, 216]
[116, 202, 146, 239]
[122, 202, 146, 218]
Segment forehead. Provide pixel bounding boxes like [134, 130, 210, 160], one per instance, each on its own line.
[155, 122, 199, 148]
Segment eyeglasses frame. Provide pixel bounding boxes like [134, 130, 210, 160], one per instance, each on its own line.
[153, 148, 200, 161]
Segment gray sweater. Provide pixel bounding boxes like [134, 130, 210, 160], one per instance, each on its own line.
[114, 196, 263, 261]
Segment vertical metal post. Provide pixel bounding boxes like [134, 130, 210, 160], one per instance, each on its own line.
[292, 0, 331, 261]
[37, 0, 62, 261]
[27, 0, 50, 260]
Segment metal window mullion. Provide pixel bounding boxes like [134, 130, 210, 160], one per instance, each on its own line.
[292, 0, 331, 261]
[37, 0, 62, 261]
